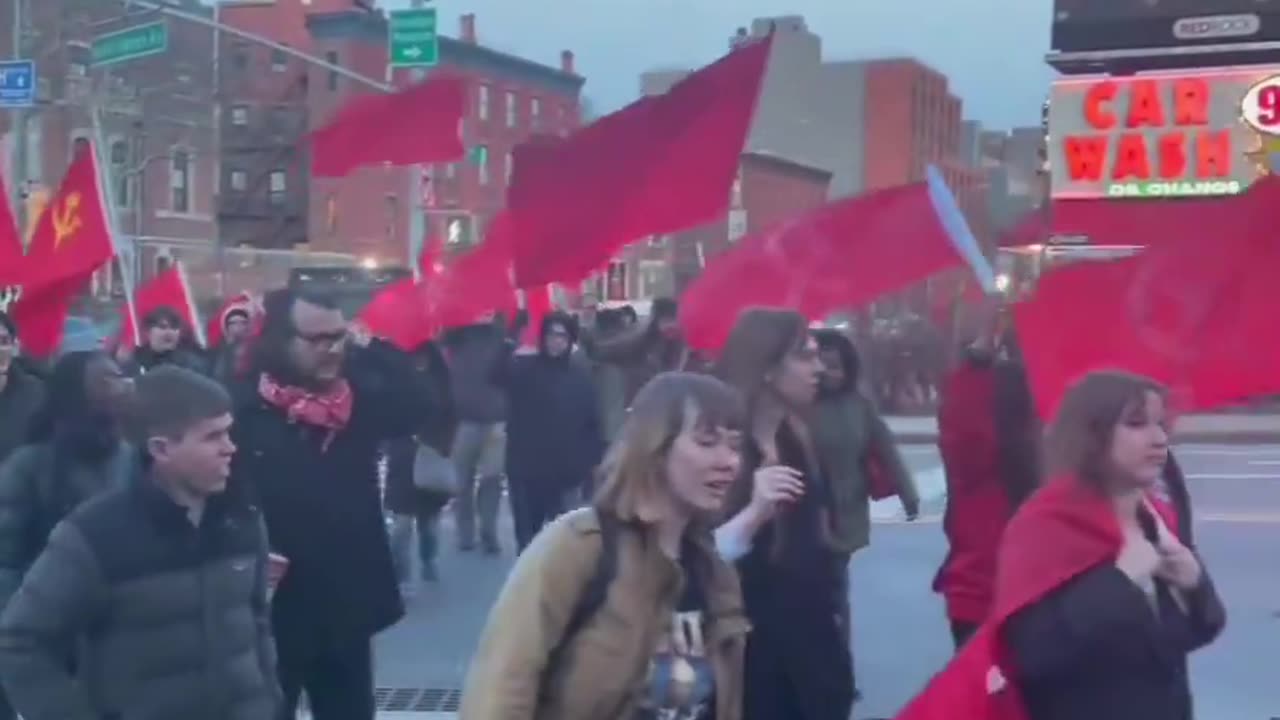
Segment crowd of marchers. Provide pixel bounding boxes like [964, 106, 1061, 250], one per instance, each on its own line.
[0, 290, 1222, 720]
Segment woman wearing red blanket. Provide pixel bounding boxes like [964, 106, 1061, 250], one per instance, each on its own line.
[896, 370, 1225, 720]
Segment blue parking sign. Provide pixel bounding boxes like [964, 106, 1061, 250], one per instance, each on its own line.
[0, 61, 36, 108]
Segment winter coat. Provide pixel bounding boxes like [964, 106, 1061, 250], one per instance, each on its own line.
[1006, 533, 1224, 720]
[122, 346, 211, 378]
[812, 390, 918, 554]
[384, 360, 457, 517]
[461, 508, 749, 720]
[0, 442, 136, 606]
[0, 369, 44, 464]
[0, 478, 279, 720]
[933, 362, 1010, 624]
[444, 324, 508, 424]
[492, 344, 604, 495]
[582, 326, 700, 406]
[229, 339, 431, 653]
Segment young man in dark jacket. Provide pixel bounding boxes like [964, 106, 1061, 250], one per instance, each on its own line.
[230, 288, 431, 720]
[0, 366, 280, 720]
[0, 313, 43, 466]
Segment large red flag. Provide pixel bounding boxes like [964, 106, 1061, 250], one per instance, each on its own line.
[0, 173, 23, 286]
[310, 73, 466, 177]
[894, 476, 1122, 720]
[505, 36, 771, 287]
[117, 263, 204, 349]
[681, 168, 996, 352]
[1015, 179, 1280, 419]
[359, 238, 447, 351]
[9, 143, 116, 357]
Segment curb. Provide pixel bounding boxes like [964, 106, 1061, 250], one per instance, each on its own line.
[892, 431, 1279, 445]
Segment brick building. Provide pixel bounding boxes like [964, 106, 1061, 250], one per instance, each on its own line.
[601, 152, 832, 301]
[302, 10, 583, 266]
[1, 0, 218, 296]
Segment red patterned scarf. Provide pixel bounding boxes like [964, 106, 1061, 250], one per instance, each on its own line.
[258, 374, 354, 452]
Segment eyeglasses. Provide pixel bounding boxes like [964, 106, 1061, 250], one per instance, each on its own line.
[295, 330, 348, 350]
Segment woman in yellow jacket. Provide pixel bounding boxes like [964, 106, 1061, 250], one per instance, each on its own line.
[461, 371, 800, 720]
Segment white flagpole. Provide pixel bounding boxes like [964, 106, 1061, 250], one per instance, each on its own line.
[84, 116, 141, 346]
[174, 260, 207, 347]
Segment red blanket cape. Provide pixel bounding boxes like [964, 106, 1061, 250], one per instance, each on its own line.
[894, 476, 1123, 720]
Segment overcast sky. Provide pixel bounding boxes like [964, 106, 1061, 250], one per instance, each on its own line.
[381, 0, 1056, 131]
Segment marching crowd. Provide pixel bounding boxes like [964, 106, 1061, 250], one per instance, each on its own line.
[0, 285, 1224, 720]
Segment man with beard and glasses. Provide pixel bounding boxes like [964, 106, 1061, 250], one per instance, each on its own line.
[229, 288, 432, 720]
[0, 351, 137, 683]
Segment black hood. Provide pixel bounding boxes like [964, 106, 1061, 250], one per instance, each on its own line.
[538, 311, 579, 358]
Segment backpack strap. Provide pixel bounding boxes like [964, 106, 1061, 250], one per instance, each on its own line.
[546, 509, 619, 668]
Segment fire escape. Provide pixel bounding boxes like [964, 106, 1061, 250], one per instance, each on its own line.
[217, 69, 310, 250]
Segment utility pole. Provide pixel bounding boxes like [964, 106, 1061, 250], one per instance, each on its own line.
[10, 0, 28, 239]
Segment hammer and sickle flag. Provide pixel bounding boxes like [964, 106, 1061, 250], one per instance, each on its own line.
[21, 142, 114, 294]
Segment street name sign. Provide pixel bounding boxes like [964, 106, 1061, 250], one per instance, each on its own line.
[389, 9, 439, 68]
[0, 60, 35, 108]
[92, 21, 169, 67]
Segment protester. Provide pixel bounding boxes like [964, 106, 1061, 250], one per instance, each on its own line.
[0, 313, 44, 465]
[210, 304, 254, 383]
[442, 315, 511, 555]
[122, 305, 210, 377]
[583, 297, 700, 405]
[385, 340, 457, 587]
[713, 308, 854, 720]
[0, 366, 279, 720]
[460, 372, 754, 720]
[933, 341, 1042, 649]
[577, 307, 629, 442]
[229, 287, 431, 720]
[895, 371, 1225, 720]
[0, 351, 136, 610]
[492, 311, 604, 551]
[811, 329, 917, 697]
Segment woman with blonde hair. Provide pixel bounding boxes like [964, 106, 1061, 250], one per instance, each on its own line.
[713, 308, 853, 720]
[461, 371, 792, 720]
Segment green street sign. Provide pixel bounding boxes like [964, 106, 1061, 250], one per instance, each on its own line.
[92, 21, 169, 67]
[389, 8, 438, 68]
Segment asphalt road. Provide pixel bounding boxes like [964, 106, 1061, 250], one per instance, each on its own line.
[364, 443, 1280, 719]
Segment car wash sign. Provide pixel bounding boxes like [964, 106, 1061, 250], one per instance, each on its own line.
[1048, 68, 1280, 199]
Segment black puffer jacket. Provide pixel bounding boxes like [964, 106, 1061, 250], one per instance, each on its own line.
[0, 479, 279, 720]
[0, 369, 43, 464]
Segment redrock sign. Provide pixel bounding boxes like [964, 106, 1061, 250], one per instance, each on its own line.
[1172, 14, 1261, 40]
[1048, 68, 1280, 199]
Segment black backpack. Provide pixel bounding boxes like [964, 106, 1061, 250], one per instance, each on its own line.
[547, 509, 620, 665]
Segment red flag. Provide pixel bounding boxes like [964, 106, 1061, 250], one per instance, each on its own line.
[117, 263, 204, 349]
[520, 284, 553, 348]
[896, 477, 1123, 720]
[1015, 181, 1280, 419]
[680, 169, 996, 352]
[310, 74, 465, 177]
[505, 36, 771, 287]
[19, 143, 115, 293]
[0, 173, 23, 286]
[7, 143, 116, 357]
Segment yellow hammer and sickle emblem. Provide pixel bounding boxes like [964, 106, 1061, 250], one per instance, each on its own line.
[52, 192, 84, 250]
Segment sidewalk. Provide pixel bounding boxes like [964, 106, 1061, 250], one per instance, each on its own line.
[886, 413, 1280, 444]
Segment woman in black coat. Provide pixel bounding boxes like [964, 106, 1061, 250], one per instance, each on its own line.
[384, 340, 457, 584]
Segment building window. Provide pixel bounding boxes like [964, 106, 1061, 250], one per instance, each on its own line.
[109, 140, 130, 208]
[531, 97, 542, 128]
[445, 162, 456, 179]
[232, 41, 249, 71]
[268, 170, 287, 205]
[325, 51, 340, 91]
[170, 150, 191, 213]
[271, 48, 287, 73]
[477, 85, 490, 121]
[505, 90, 517, 128]
[504, 152, 513, 184]
[228, 169, 247, 192]
[477, 145, 489, 185]
[230, 106, 248, 126]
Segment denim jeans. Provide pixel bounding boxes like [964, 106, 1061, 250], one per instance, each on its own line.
[389, 508, 442, 583]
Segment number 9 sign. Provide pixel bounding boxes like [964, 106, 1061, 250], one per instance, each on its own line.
[1242, 74, 1280, 135]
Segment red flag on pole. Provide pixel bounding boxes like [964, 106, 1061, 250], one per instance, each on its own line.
[505, 36, 771, 287]
[117, 263, 205, 350]
[309, 73, 466, 177]
[680, 168, 996, 352]
[0, 173, 23, 286]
